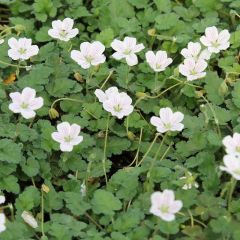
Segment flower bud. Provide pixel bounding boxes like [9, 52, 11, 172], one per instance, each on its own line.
[218, 81, 228, 96]
[14, 24, 26, 32]
[136, 92, 146, 98]
[148, 28, 156, 36]
[195, 90, 204, 98]
[127, 131, 135, 141]
[49, 108, 59, 119]
[21, 211, 38, 229]
[74, 72, 83, 82]
[41, 184, 50, 193]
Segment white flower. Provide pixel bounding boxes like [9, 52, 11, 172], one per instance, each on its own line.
[200, 26, 230, 53]
[222, 133, 240, 156]
[150, 189, 183, 222]
[0, 195, 5, 204]
[180, 42, 211, 61]
[0, 213, 6, 233]
[95, 87, 134, 119]
[80, 182, 86, 197]
[180, 172, 199, 190]
[51, 122, 83, 152]
[220, 154, 240, 180]
[21, 211, 38, 229]
[94, 87, 119, 103]
[48, 18, 79, 42]
[9, 87, 44, 119]
[150, 107, 184, 133]
[71, 41, 106, 69]
[179, 58, 207, 81]
[145, 50, 173, 72]
[0, 39, 4, 45]
[111, 37, 144, 66]
[8, 37, 39, 61]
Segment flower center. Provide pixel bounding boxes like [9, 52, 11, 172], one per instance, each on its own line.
[85, 55, 94, 63]
[235, 146, 240, 153]
[59, 29, 68, 38]
[164, 123, 172, 129]
[160, 205, 169, 214]
[190, 69, 197, 75]
[18, 48, 27, 55]
[20, 102, 29, 109]
[211, 41, 220, 48]
[156, 63, 162, 69]
[113, 104, 122, 113]
[64, 135, 73, 143]
[123, 49, 132, 55]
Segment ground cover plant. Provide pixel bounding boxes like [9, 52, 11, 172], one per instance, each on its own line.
[0, 0, 240, 239]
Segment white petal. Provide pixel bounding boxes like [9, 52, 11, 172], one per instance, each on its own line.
[60, 142, 73, 152]
[125, 54, 138, 66]
[21, 109, 36, 119]
[94, 89, 107, 103]
[57, 122, 71, 136]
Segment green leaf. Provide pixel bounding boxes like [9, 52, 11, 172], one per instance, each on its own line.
[91, 189, 122, 215]
[0, 139, 22, 163]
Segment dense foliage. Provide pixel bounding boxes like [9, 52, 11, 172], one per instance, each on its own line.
[0, 0, 240, 239]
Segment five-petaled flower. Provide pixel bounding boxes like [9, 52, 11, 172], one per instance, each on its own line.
[150, 107, 184, 133]
[8, 37, 39, 61]
[71, 41, 106, 69]
[9, 87, 44, 119]
[111, 37, 144, 66]
[150, 189, 183, 222]
[220, 155, 240, 180]
[180, 172, 199, 190]
[95, 87, 134, 119]
[145, 50, 173, 72]
[48, 18, 79, 42]
[200, 26, 230, 53]
[180, 42, 211, 61]
[222, 133, 240, 157]
[179, 58, 207, 81]
[0, 213, 6, 233]
[51, 122, 83, 152]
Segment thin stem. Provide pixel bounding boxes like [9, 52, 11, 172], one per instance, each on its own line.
[0, 59, 28, 69]
[154, 72, 158, 92]
[126, 66, 131, 86]
[0, 26, 15, 36]
[228, 177, 237, 211]
[201, 95, 221, 138]
[187, 209, 194, 227]
[102, 114, 110, 185]
[86, 68, 94, 94]
[137, 133, 160, 167]
[128, 128, 143, 167]
[85, 212, 104, 231]
[51, 97, 84, 109]
[41, 189, 45, 237]
[147, 134, 167, 180]
[100, 70, 114, 89]
[170, 76, 203, 89]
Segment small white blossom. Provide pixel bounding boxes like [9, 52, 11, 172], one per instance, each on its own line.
[9, 87, 44, 119]
[179, 58, 207, 81]
[180, 172, 199, 190]
[0, 39, 4, 45]
[80, 182, 86, 197]
[222, 133, 240, 156]
[48, 18, 79, 42]
[94, 87, 119, 103]
[71, 41, 106, 69]
[8, 37, 39, 61]
[220, 154, 240, 180]
[180, 42, 211, 61]
[51, 122, 83, 152]
[0, 213, 6, 233]
[200, 26, 230, 53]
[145, 50, 173, 72]
[0, 194, 5, 205]
[95, 87, 134, 119]
[111, 37, 144, 66]
[21, 211, 38, 229]
[150, 107, 184, 133]
[150, 189, 183, 222]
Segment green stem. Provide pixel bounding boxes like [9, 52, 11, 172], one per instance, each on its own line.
[154, 72, 158, 92]
[137, 133, 160, 167]
[51, 97, 83, 109]
[41, 189, 45, 237]
[170, 76, 203, 89]
[146, 134, 168, 180]
[0, 26, 15, 37]
[228, 177, 237, 211]
[100, 70, 114, 89]
[126, 66, 131, 86]
[86, 68, 94, 94]
[102, 114, 110, 185]
[0, 59, 28, 69]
